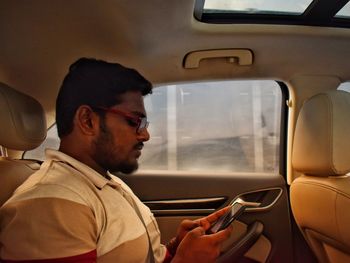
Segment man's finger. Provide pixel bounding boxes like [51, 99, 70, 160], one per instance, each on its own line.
[209, 225, 232, 244]
[203, 206, 231, 224]
[181, 219, 199, 230]
[188, 226, 206, 238]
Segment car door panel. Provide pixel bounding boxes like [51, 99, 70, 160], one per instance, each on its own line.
[120, 172, 293, 263]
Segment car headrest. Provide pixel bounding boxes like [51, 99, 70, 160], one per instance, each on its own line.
[292, 90, 350, 176]
[0, 82, 46, 150]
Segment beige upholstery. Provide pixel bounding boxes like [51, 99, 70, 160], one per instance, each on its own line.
[0, 158, 41, 206]
[0, 82, 46, 150]
[291, 90, 350, 263]
[0, 82, 46, 206]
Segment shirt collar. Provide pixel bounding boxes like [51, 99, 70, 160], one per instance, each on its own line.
[45, 148, 121, 190]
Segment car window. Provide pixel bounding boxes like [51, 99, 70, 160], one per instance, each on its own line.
[24, 124, 60, 160]
[338, 82, 350, 92]
[141, 80, 282, 173]
[24, 80, 282, 174]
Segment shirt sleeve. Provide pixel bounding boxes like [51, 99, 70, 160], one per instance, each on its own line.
[0, 196, 98, 262]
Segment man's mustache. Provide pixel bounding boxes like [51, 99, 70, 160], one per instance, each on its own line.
[134, 142, 144, 150]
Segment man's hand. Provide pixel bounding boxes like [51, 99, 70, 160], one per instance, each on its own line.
[166, 206, 232, 260]
[176, 206, 231, 243]
[171, 225, 232, 263]
[194, 206, 231, 231]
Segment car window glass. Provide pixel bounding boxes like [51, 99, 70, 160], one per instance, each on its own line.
[140, 80, 281, 173]
[203, 0, 313, 15]
[24, 80, 282, 174]
[24, 125, 59, 160]
[338, 82, 350, 92]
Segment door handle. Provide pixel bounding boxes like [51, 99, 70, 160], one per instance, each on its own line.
[183, 49, 253, 68]
[231, 197, 261, 208]
[235, 187, 283, 212]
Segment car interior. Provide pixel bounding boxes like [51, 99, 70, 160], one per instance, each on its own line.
[1, 0, 350, 262]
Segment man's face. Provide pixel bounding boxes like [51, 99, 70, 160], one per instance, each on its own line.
[92, 91, 150, 174]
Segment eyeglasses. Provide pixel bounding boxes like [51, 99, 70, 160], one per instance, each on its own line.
[93, 106, 149, 134]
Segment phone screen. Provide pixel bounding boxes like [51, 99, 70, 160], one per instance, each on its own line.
[208, 203, 246, 234]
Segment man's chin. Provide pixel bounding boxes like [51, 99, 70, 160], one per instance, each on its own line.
[110, 162, 138, 174]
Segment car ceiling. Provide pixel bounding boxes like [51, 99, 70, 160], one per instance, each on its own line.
[1, 0, 350, 126]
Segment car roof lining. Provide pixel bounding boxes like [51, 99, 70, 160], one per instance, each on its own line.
[1, 0, 350, 127]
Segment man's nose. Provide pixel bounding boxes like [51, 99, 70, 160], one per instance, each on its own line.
[137, 127, 150, 142]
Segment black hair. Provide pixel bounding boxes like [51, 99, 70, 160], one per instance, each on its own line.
[56, 57, 152, 138]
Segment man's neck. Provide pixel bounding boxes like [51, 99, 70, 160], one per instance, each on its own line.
[59, 140, 108, 177]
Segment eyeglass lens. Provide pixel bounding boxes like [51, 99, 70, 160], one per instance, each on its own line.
[137, 117, 149, 133]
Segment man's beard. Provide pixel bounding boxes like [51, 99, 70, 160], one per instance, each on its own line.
[92, 119, 138, 175]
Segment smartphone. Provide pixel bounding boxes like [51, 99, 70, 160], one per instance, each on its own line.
[207, 202, 246, 234]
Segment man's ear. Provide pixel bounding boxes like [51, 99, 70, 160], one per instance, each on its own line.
[75, 105, 100, 136]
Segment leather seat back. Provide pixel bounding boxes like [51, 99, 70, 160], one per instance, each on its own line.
[291, 90, 350, 263]
[0, 82, 46, 206]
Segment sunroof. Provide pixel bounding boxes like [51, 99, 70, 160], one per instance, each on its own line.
[335, 1, 350, 18]
[196, 0, 350, 28]
[203, 0, 314, 15]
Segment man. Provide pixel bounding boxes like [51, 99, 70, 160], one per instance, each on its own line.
[0, 58, 232, 262]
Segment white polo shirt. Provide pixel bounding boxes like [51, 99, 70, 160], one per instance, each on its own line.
[0, 149, 166, 262]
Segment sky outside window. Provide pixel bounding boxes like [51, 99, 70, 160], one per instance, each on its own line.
[203, 0, 314, 15]
[335, 2, 350, 18]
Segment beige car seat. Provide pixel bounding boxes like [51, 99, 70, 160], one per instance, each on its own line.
[0, 82, 46, 206]
[291, 90, 350, 263]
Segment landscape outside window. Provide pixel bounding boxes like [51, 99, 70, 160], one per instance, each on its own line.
[24, 80, 282, 174]
[139, 80, 281, 173]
